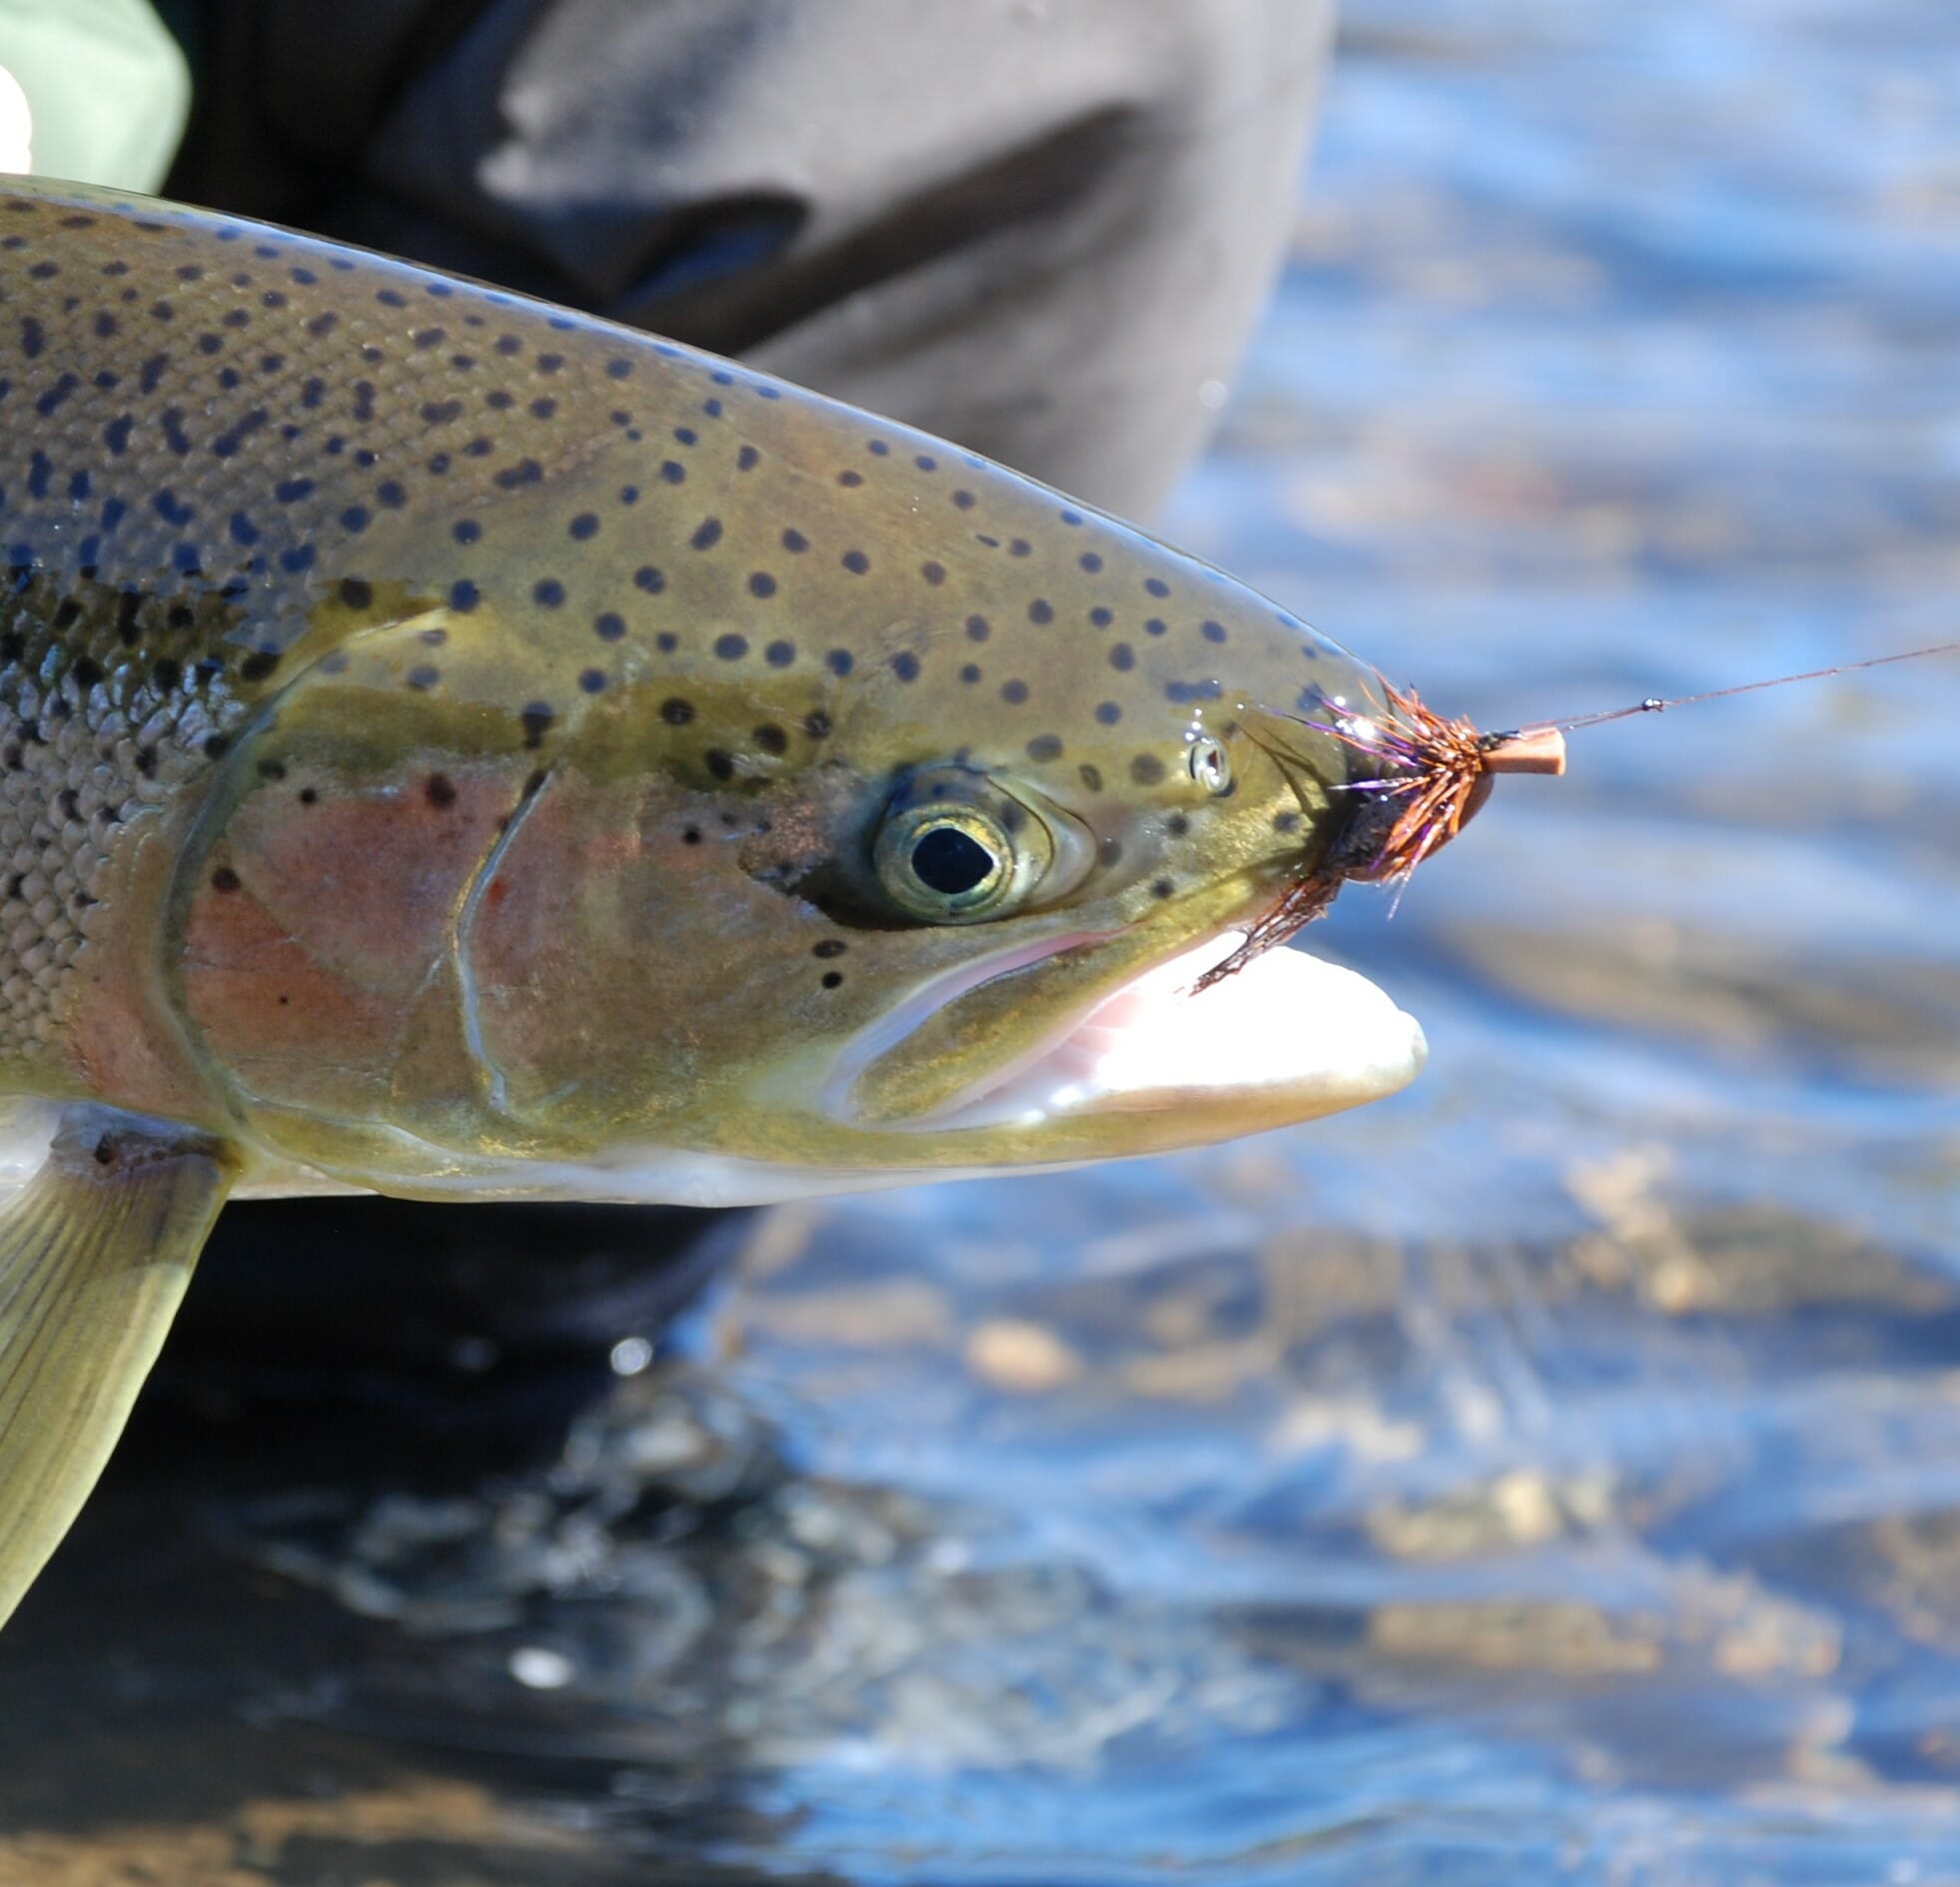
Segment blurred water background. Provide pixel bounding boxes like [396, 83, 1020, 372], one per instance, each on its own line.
[3, 1, 1959, 1881]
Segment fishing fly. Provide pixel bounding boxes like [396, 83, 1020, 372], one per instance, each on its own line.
[1200, 637, 1960, 993]
[1322, 635, 1960, 889]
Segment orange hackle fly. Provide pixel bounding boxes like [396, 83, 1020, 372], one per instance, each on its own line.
[1195, 635, 1955, 993]
[1316, 682, 1563, 890]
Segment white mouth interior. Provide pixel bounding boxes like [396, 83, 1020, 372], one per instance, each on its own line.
[925, 931, 1427, 1132]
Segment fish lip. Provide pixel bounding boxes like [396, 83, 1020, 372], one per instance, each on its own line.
[824, 917, 1427, 1137]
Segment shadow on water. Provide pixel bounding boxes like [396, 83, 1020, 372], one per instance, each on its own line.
[4, 0, 1960, 1880]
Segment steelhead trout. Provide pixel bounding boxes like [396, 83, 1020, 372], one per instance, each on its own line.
[0, 174, 1435, 1626]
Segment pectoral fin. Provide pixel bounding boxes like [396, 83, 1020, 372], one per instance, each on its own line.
[0, 1109, 236, 1628]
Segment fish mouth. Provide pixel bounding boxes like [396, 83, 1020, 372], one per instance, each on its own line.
[828, 926, 1427, 1140]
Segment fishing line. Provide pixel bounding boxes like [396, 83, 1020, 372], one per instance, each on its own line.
[1518, 636, 1960, 737]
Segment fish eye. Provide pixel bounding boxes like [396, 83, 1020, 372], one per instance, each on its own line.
[875, 801, 1014, 919]
[1187, 735, 1232, 794]
[868, 764, 1096, 924]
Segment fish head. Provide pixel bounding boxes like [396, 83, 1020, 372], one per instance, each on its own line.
[169, 394, 1423, 1204]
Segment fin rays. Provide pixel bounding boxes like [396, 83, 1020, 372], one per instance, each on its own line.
[0, 1111, 235, 1629]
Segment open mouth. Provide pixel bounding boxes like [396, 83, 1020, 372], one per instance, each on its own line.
[839, 929, 1427, 1136]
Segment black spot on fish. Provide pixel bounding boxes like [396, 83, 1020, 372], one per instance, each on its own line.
[691, 517, 723, 551]
[704, 748, 735, 781]
[1029, 599, 1054, 624]
[748, 571, 777, 598]
[821, 971, 843, 990]
[339, 577, 374, 609]
[715, 633, 748, 661]
[826, 649, 854, 677]
[813, 939, 847, 958]
[1096, 701, 1121, 725]
[569, 512, 599, 540]
[765, 639, 795, 667]
[210, 867, 242, 893]
[1130, 754, 1166, 785]
[753, 723, 787, 756]
[1027, 734, 1063, 762]
[841, 549, 869, 574]
[1110, 643, 1136, 671]
[450, 580, 480, 612]
[1001, 678, 1028, 704]
[803, 709, 832, 739]
[660, 698, 694, 726]
[594, 611, 625, 641]
[35, 375, 78, 418]
[454, 519, 482, 545]
[520, 702, 554, 748]
[891, 651, 921, 682]
[533, 578, 566, 608]
[407, 663, 440, 690]
[579, 668, 606, 694]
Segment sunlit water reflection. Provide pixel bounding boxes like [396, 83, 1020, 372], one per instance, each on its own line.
[3, 2, 1958, 1881]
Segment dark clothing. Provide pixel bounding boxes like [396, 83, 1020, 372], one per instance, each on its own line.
[168, 0, 1332, 516]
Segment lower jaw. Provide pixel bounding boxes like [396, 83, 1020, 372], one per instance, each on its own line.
[848, 929, 1429, 1143]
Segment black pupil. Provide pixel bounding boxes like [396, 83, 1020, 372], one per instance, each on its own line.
[911, 824, 997, 897]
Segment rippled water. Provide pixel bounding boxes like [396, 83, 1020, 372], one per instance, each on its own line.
[4, 3, 1959, 1882]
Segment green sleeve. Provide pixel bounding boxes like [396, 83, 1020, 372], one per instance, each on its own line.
[0, 0, 190, 192]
